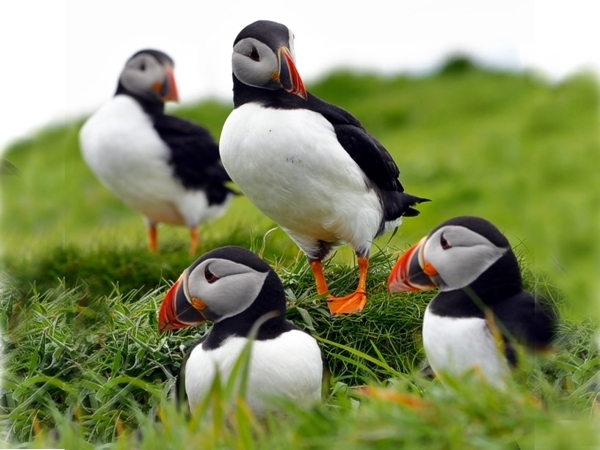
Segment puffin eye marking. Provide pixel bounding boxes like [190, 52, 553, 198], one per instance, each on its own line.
[440, 234, 451, 250]
[205, 266, 218, 283]
[249, 47, 260, 61]
[140, 62, 146, 71]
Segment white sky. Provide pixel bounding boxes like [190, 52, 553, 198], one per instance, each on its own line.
[1, 0, 598, 154]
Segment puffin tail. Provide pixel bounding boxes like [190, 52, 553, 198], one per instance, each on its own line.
[381, 190, 430, 222]
[400, 192, 430, 218]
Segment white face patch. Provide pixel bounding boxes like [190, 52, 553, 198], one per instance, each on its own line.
[423, 226, 508, 290]
[232, 38, 279, 89]
[120, 54, 165, 101]
[186, 258, 268, 321]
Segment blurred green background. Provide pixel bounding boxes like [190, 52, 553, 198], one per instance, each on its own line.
[2, 58, 599, 317]
[2, 57, 600, 447]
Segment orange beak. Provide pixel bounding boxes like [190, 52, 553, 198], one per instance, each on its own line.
[276, 46, 307, 100]
[388, 238, 439, 293]
[153, 65, 179, 102]
[163, 65, 179, 102]
[158, 275, 206, 333]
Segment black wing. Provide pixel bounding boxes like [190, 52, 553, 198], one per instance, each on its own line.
[492, 290, 556, 355]
[305, 95, 403, 191]
[153, 114, 232, 192]
[243, 85, 405, 192]
[235, 85, 428, 219]
[304, 95, 429, 221]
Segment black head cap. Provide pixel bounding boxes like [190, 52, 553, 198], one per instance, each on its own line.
[233, 20, 290, 49]
[188, 245, 272, 275]
[128, 48, 174, 67]
[431, 216, 510, 249]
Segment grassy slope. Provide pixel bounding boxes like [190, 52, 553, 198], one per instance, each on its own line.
[1, 64, 600, 447]
[2, 67, 599, 314]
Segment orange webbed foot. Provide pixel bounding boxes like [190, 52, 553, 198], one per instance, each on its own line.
[327, 290, 367, 315]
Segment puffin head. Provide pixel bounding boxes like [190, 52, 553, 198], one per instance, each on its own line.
[232, 20, 307, 100]
[158, 246, 285, 333]
[117, 49, 179, 104]
[388, 216, 515, 294]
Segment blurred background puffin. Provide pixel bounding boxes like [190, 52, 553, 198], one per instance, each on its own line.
[80, 49, 235, 254]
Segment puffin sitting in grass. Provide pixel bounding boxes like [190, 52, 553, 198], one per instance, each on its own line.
[388, 216, 556, 387]
[80, 49, 235, 254]
[219, 20, 428, 316]
[158, 246, 324, 416]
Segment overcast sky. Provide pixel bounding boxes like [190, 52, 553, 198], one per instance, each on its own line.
[1, 0, 597, 154]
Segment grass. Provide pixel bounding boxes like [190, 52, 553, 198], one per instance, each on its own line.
[2, 64, 599, 316]
[1, 248, 599, 448]
[1, 60, 600, 447]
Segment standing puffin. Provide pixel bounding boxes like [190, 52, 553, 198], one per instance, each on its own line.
[219, 20, 428, 315]
[388, 216, 556, 386]
[158, 246, 324, 416]
[80, 49, 235, 254]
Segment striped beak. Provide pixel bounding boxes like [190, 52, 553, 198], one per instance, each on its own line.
[388, 237, 439, 293]
[276, 46, 307, 100]
[158, 272, 206, 333]
[154, 64, 179, 102]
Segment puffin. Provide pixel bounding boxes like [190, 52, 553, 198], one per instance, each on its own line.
[80, 49, 235, 254]
[219, 20, 428, 315]
[158, 246, 324, 416]
[388, 216, 556, 386]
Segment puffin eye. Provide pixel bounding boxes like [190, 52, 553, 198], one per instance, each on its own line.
[249, 47, 260, 61]
[205, 266, 218, 283]
[440, 234, 451, 250]
[140, 62, 146, 71]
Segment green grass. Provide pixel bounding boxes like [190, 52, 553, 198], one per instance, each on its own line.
[1, 248, 598, 448]
[1, 61, 600, 447]
[2, 65, 599, 316]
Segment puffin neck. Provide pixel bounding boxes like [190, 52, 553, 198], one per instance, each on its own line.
[202, 270, 291, 350]
[232, 75, 308, 110]
[115, 83, 165, 118]
[468, 250, 523, 305]
[430, 251, 523, 318]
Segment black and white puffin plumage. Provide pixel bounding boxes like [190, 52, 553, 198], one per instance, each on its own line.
[158, 246, 324, 416]
[219, 20, 428, 315]
[388, 216, 556, 386]
[80, 49, 235, 254]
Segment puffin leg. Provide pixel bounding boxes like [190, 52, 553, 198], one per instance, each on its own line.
[309, 259, 330, 295]
[327, 257, 369, 315]
[148, 223, 158, 253]
[189, 228, 200, 255]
